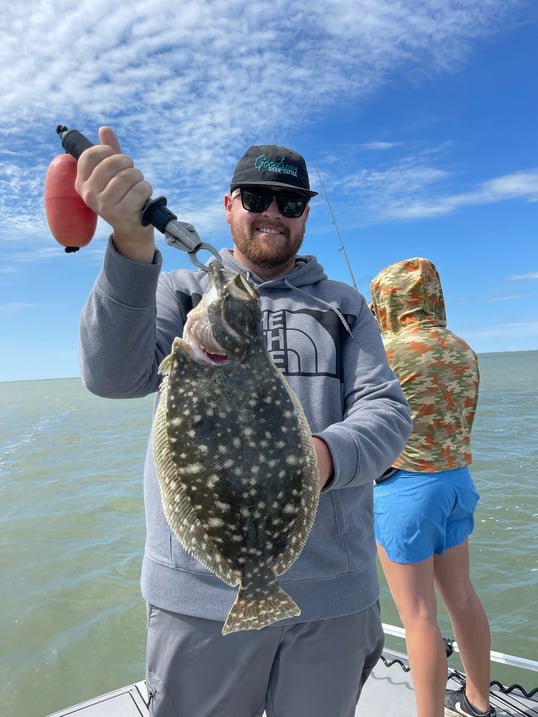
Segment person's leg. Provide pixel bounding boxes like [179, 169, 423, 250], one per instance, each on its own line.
[146, 606, 280, 717]
[377, 545, 447, 717]
[435, 540, 492, 713]
[266, 605, 384, 717]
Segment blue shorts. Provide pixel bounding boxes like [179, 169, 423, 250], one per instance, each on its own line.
[374, 466, 479, 564]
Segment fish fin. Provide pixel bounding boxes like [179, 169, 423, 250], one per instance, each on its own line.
[158, 337, 192, 375]
[152, 372, 239, 587]
[221, 583, 300, 636]
[157, 353, 173, 377]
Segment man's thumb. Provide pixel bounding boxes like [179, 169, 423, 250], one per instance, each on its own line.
[98, 126, 122, 154]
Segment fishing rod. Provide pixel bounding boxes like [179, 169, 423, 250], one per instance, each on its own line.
[314, 164, 358, 292]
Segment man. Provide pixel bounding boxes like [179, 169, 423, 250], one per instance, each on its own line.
[76, 127, 411, 717]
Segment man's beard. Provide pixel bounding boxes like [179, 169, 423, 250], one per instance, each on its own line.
[231, 219, 305, 269]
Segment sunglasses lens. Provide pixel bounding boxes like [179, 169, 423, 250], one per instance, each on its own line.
[240, 188, 307, 218]
[241, 189, 272, 213]
[277, 195, 307, 218]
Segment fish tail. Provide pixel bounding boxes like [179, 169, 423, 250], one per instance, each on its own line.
[222, 584, 300, 636]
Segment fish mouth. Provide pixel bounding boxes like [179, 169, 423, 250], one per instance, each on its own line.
[185, 342, 229, 366]
[184, 319, 230, 365]
[184, 318, 223, 350]
[201, 347, 229, 364]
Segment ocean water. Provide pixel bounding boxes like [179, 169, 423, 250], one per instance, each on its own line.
[1, 350, 537, 717]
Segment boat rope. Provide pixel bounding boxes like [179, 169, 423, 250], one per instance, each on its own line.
[379, 652, 538, 712]
[448, 666, 538, 702]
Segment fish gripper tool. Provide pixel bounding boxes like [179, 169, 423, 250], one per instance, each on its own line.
[56, 125, 221, 271]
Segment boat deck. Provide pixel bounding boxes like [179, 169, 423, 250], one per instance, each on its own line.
[45, 648, 537, 717]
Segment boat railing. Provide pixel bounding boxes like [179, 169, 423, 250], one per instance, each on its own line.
[382, 623, 538, 674]
[381, 622, 538, 703]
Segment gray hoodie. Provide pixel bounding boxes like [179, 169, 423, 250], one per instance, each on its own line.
[79, 240, 411, 623]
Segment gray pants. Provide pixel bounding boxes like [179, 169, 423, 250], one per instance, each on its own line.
[146, 602, 383, 717]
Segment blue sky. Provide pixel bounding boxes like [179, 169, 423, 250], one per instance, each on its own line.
[1, 0, 537, 381]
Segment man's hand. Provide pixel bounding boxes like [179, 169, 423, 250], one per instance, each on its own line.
[313, 437, 334, 489]
[75, 126, 156, 263]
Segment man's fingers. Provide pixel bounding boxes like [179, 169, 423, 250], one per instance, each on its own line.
[98, 126, 122, 154]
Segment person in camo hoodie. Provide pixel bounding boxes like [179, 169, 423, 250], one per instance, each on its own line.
[370, 257, 496, 717]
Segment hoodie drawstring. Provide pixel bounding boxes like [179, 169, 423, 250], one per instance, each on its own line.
[283, 279, 354, 337]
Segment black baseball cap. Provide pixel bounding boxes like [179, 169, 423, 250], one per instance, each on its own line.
[230, 145, 318, 197]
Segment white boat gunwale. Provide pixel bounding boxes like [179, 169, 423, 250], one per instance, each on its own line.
[44, 624, 538, 717]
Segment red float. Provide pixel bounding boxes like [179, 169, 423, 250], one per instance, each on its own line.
[44, 153, 97, 252]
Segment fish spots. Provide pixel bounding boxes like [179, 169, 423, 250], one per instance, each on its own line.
[208, 517, 225, 528]
[152, 263, 320, 634]
[283, 502, 299, 515]
[207, 474, 219, 489]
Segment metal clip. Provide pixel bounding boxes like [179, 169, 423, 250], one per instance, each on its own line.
[163, 222, 221, 271]
[141, 197, 221, 271]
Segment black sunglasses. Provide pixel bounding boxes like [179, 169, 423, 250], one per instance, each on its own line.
[234, 187, 309, 218]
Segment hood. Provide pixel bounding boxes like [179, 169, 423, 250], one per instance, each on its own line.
[219, 248, 327, 289]
[218, 248, 353, 336]
[369, 257, 447, 337]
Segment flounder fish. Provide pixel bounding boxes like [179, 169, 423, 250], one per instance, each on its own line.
[152, 261, 320, 635]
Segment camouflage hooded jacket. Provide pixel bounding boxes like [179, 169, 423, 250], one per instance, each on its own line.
[370, 257, 479, 472]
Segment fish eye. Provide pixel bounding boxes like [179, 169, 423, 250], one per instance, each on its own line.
[229, 273, 259, 300]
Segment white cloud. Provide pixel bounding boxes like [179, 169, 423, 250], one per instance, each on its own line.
[391, 169, 538, 219]
[360, 141, 402, 151]
[400, 170, 538, 218]
[463, 319, 538, 341]
[0, 0, 531, 260]
[510, 272, 538, 280]
[0, 301, 43, 316]
[338, 159, 538, 222]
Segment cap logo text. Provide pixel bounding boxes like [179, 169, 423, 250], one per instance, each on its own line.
[254, 155, 298, 178]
